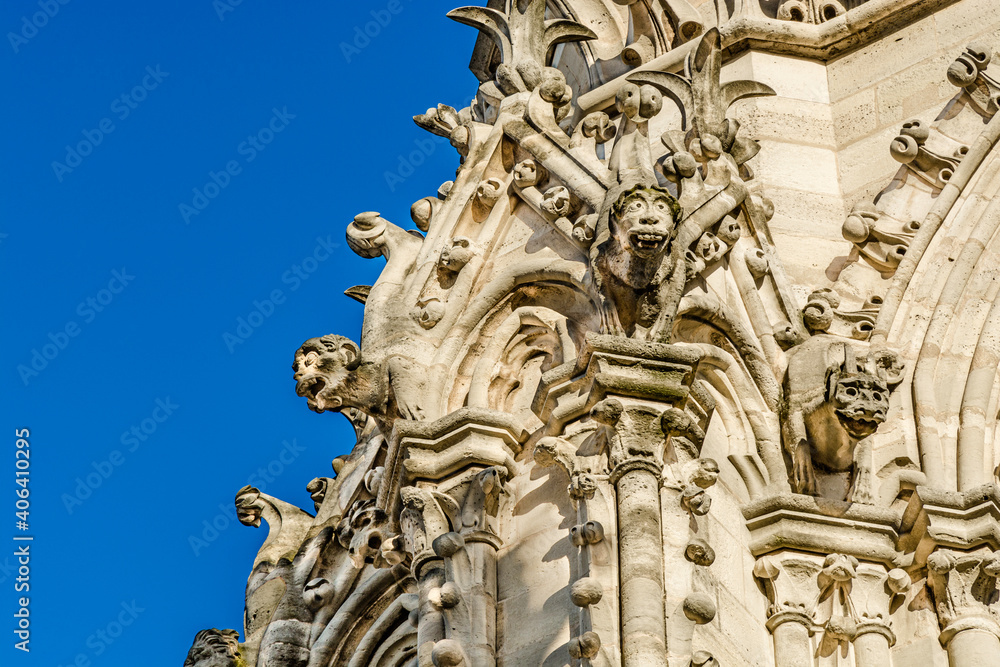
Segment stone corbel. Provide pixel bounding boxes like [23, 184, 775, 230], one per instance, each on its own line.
[385, 408, 527, 504]
[842, 200, 918, 276]
[948, 43, 1000, 119]
[898, 484, 1000, 565]
[890, 119, 969, 189]
[802, 288, 883, 341]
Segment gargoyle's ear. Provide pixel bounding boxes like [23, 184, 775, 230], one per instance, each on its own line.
[340, 340, 361, 371]
[849, 556, 859, 569]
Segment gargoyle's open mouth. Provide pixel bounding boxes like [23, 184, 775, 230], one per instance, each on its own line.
[296, 376, 328, 412]
[629, 230, 667, 253]
[837, 413, 881, 439]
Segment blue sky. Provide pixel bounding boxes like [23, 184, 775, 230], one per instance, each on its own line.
[1, 1, 477, 664]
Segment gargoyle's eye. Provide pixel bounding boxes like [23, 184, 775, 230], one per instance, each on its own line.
[845, 387, 858, 397]
[629, 201, 643, 211]
[656, 201, 667, 210]
[872, 392, 882, 402]
[305, 351, 319, 366]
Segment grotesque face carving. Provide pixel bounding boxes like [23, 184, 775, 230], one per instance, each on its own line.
[611, 187, 680, 260]
[292, 335, 361, 414]
[438, 237, 474, 274]
[183, 629, 242, 667]
[830, 372, 889, 440]
[821, 553, 859, 583]
[513, 159, 545, 188]
[345, 503, 390, 569]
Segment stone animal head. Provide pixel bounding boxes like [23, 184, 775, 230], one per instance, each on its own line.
[235, 486, 263, 527]
[438, 237, 475, 274]
[610, 185, 681, 260]
[821, 553, 859, 583]
[827, 368, 890, 440]
[292, 335, 362, 414]
[183, 629, 244, 667]
[338, 500, 392, 569]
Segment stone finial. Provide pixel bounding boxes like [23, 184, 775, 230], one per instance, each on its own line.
[447, 0, 595, 95]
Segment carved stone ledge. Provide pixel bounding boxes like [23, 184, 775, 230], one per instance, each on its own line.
[389, 408, 527, 488]
[534, 333, 711, 435]
[743, 493, 901, 565]
[899, 484, 1000, 564]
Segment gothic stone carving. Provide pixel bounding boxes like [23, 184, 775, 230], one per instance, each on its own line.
[782, 335, 902, 500]
[183, 629, 245, 667]
[292, 334, 427, 430]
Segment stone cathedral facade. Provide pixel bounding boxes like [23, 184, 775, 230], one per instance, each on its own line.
[184, 1, 1000, 665]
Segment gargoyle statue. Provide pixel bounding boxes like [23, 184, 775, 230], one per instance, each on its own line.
[591, 184, 684, 338]
[183, 629, 246, 667]
[782, 335, 903, 501]
[292, 334, 427, 431]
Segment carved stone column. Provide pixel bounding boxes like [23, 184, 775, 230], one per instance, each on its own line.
[537, 335, 711, 667]
[754, 550, 908, 667]
[753, 554, 817, 667]
[927, 548, 1000, 666]
[611, 453, 668, 665]
[386, 409, 525, 667]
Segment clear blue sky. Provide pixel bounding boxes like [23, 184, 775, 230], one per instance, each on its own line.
[1, 1, 476, 664]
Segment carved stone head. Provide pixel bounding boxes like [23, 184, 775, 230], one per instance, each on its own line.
[438, 237, 475, 274]
[610, 186, 681, 260]
[235, 486, 263, 527]
[829, 371, 890, 440]
[292, 335, 362, 414]
[820, 553, 859, 584]
[183, 629, 243, 667]
[342, 501, 391, 569]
